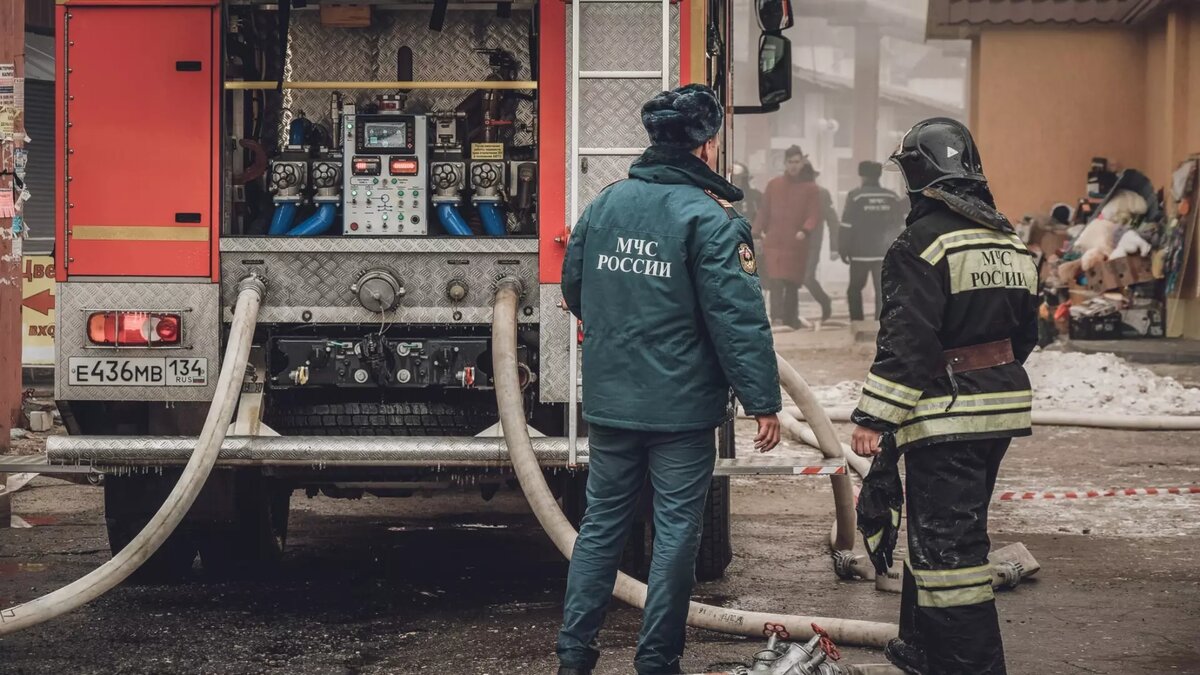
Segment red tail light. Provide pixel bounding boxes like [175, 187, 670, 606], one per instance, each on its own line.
[577, 320, 584, 345]
[87, 312, 183, 347]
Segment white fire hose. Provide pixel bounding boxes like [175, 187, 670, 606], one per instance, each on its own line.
[491, 280, 898, 649]
[784, 406, 1200, 431]
[0, 277, 265, 635]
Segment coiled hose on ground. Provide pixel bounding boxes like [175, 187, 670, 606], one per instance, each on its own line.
[491, 280, 898, 648]
[0, 277, 266, 635]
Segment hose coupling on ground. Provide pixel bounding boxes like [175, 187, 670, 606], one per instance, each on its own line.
[238, 273, 268, 298]
[831, 550, 861, 580]
[992, 561, 1024, 590]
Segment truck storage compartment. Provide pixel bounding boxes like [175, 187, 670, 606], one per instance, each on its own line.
[61, 5, 217, 278]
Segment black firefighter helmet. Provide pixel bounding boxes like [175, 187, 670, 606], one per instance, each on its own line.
[889, 117, 986, 193]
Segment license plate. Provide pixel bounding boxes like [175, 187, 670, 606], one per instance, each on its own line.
[68, 357, 209, 387]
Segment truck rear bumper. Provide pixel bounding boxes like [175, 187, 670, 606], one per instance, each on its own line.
[36, 437, 846, 476]
[46, 435, 591, 468]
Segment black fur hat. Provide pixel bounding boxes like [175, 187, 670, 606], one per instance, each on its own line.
[641, 84, 724, 149]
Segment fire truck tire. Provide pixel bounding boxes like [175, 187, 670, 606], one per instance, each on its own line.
[103, 475, 198, 583]
[559, 473, 731, 582]
[267, 401, 494, 436]
[695, 476, 733, 582]
[198, 474, 291, 578]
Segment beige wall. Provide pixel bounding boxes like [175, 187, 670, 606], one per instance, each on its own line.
[973, 28, 1148, 219]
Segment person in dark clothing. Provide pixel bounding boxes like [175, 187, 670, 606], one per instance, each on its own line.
[849, 118, 1040, 675]
[558, 83, 782, 675]
[754, 146, 823, 328]
[840, 161, 904, 321]
[800, 185, 837, 322]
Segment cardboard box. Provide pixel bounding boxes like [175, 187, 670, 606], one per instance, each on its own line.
[1086, 255, 1156, 292]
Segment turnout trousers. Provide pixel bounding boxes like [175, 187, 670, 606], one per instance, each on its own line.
[899, 438, 1009, 675]
[557, 424, 716, 675]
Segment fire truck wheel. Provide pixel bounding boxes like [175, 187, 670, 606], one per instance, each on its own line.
[104, 474, 198, 583]
[694, 476, 733, 581]
[197, 473, 291, 578]
[559, 472, 731, 581]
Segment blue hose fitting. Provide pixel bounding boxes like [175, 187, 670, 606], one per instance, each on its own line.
[437, 204, 474, 236]
[478, 203, 507, 237]
[268, 202, 298, 236]
[286, 203, 339, 236]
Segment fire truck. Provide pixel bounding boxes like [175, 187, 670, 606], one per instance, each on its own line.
[43, 0, 796, 580]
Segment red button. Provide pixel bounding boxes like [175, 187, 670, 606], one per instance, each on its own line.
[349, 222, 359, 231]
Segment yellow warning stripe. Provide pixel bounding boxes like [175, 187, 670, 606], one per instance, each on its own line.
[856, 393, 912, 425]
[71, 226, 210, 242]
[896, 410, 1031, 446]
[920, 229, 1027, 266]
[916, 584, 994, 608]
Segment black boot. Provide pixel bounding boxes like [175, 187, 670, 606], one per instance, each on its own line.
[557, 667, 592, 675]
[884, 638, 929, 675]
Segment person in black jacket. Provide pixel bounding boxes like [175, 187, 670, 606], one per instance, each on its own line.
[839, 161, 904, 321]
[849, 118, 1040, 675]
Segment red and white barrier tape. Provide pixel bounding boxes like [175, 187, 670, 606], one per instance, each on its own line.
[997, 486, 1200, 502]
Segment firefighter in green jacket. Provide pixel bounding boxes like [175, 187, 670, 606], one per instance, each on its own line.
[557, 84, 782, 675]
[850, 118, 1040, 674]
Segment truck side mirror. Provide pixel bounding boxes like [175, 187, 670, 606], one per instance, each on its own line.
[758, 33, 792, 108]
[756, 0, 794, 32]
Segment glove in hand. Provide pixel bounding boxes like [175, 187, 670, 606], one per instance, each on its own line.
[856, 434, 904, 576]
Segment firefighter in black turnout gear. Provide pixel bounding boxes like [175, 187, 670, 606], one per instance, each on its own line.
[840, 161, 904, 321]
[850, 118, 1039, 675]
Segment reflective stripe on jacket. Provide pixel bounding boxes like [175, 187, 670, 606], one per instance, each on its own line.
[851, 195, 1040, 449]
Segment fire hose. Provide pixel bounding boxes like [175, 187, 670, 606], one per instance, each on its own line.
[783, 406, 1200, 431]
[491, 279, 898, 649]
[0, 276, 266, 635]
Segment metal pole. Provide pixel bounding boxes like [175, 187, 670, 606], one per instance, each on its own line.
[567, 0, 582, 466]
[0, 0, 27, 465]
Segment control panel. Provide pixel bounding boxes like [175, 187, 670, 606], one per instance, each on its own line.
[342, 105, 428, 236]
[270, 336, 530, 390]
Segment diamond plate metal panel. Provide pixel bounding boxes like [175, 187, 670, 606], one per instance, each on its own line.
[579, 156, 639, 206]
[578, 3, 676, 74]
[220, 238, 539, 324]
[282, 11, 535, 146]
[538, 282, 577, 403]
[566, 3, 679, 226]
[56, 282, 221, 402]
[578, 79, 662, 149]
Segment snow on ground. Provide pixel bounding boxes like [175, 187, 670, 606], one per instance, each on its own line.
[807, 350, 1200, 416]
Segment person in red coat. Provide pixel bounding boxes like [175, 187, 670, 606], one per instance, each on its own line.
[754, 145, 823, 328]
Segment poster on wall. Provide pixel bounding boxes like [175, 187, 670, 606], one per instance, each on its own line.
[22, 255, 55, 367]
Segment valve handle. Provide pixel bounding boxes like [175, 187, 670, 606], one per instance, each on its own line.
[762, 623, 790, 640]
[810, 623, 841, 661]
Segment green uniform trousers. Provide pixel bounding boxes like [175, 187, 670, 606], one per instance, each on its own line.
[557, 423, 716, 675]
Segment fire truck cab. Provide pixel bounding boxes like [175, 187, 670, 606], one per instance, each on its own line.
[47, 0, 795, 580]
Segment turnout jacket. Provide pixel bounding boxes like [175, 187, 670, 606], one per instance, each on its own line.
[561, 147, 782, 432]
[851, 187, 1040, 449]
[839, 183, 903, 261]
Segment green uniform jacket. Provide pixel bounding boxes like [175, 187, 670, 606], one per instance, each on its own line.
[561, 147, 782, 432]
